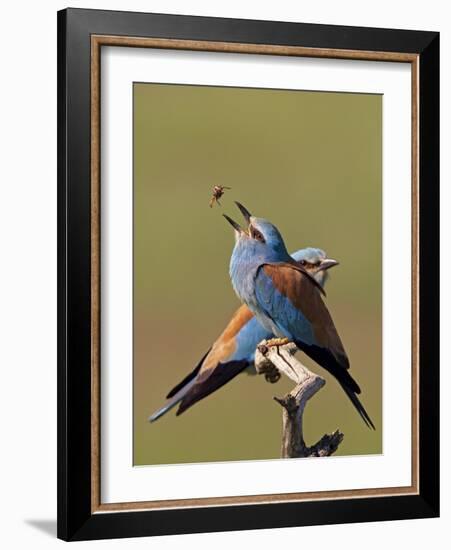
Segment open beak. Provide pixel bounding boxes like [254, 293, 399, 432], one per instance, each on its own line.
[235, 201, 252, 226]
[223, 214, 244, 234]
[318, 258, 339, 271]
[223, 202, 252, 235]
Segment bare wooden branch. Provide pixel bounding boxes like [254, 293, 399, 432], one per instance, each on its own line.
[255, 340, 344, 458]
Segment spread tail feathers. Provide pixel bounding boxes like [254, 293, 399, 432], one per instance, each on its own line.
[176, 359, 249, 416]
[148, 378, 197, 422]
[149, 349, 212, 422]
[166, 349, 211, 398]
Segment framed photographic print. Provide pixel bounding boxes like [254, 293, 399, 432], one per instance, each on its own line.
[57, 8, 439, 541]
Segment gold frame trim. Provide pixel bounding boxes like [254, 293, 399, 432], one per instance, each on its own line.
[90, 35, 420, 514]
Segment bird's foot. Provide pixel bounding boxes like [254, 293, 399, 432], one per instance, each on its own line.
[265, 337, 290, 348]
[264, 365, 281, 384]
[256, 338, 292, 383]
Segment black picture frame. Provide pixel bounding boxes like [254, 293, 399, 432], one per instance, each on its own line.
[57, 7, 439, 541]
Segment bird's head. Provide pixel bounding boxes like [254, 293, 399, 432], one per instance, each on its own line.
[224, 202, 289, 262]
[291, 247, 339, 287]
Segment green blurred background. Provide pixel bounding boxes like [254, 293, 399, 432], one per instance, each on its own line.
[133, 83, 382, 465]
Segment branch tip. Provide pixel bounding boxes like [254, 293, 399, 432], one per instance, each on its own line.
[255, 339, 344, 458]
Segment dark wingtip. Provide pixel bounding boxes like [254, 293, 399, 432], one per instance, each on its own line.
[175, 401, 188, 417]
[166, 349, 210, 398]
[344, 385, 376, 430]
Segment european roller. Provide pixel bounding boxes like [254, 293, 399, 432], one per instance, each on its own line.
[148, 247, 337, 422]
[224, 202, 375, 429]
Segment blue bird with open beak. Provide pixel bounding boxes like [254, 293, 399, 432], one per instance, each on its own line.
[224, 202, 375, 429]
[149, 247, 337, 422]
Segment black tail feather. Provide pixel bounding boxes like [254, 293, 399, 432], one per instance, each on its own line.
[176, 359, 249, 416]
[166, 348, 211, 398]
[339, 382, 376, 430]
[295, 340, 375, 430]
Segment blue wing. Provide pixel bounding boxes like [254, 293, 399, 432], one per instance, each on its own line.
[149, 305, 273, 421]
[254, 264, 318, 347]
[175, 313, 273, 415]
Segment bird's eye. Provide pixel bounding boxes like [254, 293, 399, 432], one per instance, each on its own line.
[299, 260, 307, 266]
[250, 226, 265, 243]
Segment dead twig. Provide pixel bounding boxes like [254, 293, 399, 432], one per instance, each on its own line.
[254, 341, 344, 458]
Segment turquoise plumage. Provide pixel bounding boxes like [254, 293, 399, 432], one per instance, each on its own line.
[225, 202, 375, 429]
[149, 248, 336, 422]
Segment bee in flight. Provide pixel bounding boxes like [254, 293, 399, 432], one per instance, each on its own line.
[209, 185, 231, 208]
